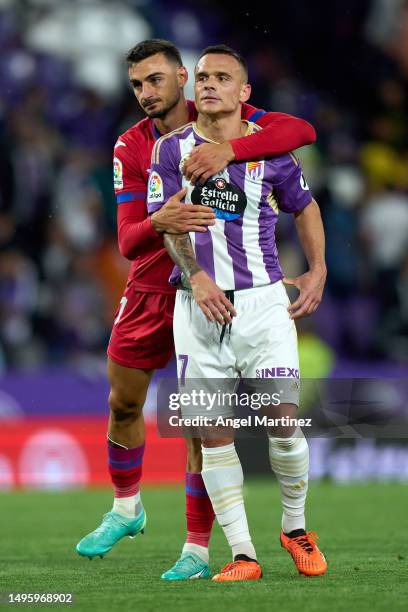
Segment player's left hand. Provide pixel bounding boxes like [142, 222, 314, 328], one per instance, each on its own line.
[182, 142, 235, 185]
[283, 268, 326, 320]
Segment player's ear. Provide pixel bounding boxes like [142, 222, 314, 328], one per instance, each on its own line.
[240, 82, 251, 103]
[177, 66, 188, 88]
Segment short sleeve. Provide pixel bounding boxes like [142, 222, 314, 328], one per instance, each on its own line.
[147, 137, 182, 213]
[273, 155, 313, 214]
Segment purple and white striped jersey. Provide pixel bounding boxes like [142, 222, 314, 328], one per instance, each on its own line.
[147, 121, 312, 290]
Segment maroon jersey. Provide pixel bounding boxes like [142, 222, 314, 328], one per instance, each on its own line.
[113, 103, 198, 294]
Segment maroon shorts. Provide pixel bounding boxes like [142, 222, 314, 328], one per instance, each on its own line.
[107, 285, 176, 370]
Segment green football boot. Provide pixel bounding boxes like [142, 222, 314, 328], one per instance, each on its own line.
[76, 509, 146, 559]
[161, 552, 210, 581]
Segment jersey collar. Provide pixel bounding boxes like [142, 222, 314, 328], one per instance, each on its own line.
[151, 120, 163, 141]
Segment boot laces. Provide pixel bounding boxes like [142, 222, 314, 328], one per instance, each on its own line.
[221, 560, 243, 573]
[291, 531, 318, 554]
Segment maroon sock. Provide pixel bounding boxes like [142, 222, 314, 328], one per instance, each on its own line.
[108, 441, 144, 498]
[185, 472, 215, 547]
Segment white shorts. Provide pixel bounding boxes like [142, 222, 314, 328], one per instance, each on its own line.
[173, 281, 300, 417]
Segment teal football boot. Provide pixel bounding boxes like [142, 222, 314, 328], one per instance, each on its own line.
[76, 509, 146, 559]
[161, 552, 210, 580]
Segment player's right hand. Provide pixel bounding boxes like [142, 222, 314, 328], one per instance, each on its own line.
[151, 188, 216, 234]
[189, 270, 237, 324]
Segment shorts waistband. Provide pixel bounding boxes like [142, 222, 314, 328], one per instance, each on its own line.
[178, 280, 283, 298]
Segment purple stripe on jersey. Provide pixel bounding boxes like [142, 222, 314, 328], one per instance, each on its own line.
[194, 230, 215, 280]
[148, 202, 163, 213]
[224, 164, 253, 289]
[258, 167, 284, 283]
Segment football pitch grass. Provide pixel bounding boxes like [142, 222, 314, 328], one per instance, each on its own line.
[1, 481, 407, 612]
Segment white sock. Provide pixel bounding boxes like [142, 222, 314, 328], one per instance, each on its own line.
[182, 542, 209, 564]
[268, 428, 309, 533]
[201, 443, 256, 561]
[112, 491, 143, 519]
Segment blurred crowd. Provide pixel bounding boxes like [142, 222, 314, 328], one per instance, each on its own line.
[0, 0, 407, 371]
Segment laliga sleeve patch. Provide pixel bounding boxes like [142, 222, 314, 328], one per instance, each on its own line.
[191, 177, 247, 221]
[147, 171, 164, 204]
[300, 172, 310, 191]
[113, 157, 123, 189]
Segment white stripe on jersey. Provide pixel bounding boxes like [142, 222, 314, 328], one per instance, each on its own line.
[179, 134, 198, 254]
[242, 162, 271, 286]
[177, 134, 235, 288]
[209, 167, 235, 289]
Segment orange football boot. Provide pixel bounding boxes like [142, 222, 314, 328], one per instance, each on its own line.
[212, 559, 262, 582]
[280, 530, 327, 576]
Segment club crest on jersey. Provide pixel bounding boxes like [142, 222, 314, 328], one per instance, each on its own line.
[191, 178, 247, 221]
[113, 157, 123, 189]
[147, 171, 164, 203]
[246, 161, 264, 181]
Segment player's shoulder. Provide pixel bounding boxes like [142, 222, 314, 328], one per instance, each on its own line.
[274, 151, 300, 166]
[245, 122, 300, 176]
[115, 117, 152, 149]
[155, 121, 194, 146]
[267, 150, 300, 172]
[152, 122, 194, 164]
[261, 150, 303, 189]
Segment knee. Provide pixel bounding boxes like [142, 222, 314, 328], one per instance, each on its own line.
[266, 403, 298, 438]
[186, 438, 202, 472]
[201, 437, 233, 449]
[268, 428, 306, 451]
[268, 429, 309, 457]
[268, 430, 309, 476]
[268, 434, 300, 451]
[108, 388, 143, 421]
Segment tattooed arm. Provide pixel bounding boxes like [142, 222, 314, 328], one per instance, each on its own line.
[163, 233, 202, 278]
[163, 233, 236, 324]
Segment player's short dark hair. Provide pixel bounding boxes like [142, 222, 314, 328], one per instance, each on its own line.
[198, 44, 248, 80]
[126, 39, 182, 66]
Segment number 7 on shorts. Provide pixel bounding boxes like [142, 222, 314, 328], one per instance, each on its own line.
[178, 354, 188, 386]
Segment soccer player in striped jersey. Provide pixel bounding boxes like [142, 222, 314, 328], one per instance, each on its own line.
[148, 45, 327, 581]
[75, 38, 317, 578]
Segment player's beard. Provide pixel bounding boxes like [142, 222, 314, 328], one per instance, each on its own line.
[145, 88, 181, 119]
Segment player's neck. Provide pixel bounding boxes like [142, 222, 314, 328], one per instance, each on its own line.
[196, 110, 246, 143]
[153, 98, 190, 136]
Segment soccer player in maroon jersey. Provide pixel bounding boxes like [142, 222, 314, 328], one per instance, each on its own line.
[76, 39, 317, 577]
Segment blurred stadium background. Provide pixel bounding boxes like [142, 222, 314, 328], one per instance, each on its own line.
[0, 0, 407, 491]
